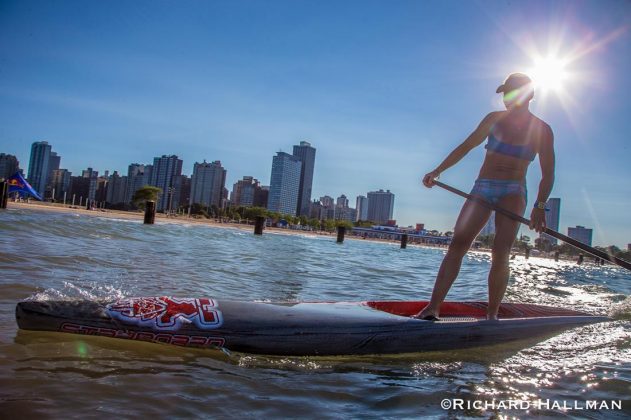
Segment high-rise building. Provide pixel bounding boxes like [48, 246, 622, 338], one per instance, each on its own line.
[267, 152, 302, 216]
[334, 194, 356, 222]
[27, 141, 52, 196]
[231, 176, 267, 208]
[0, 153, 19, 180]
[336, 194, 349, 208]
[150, 155, 183, 212]
[50, 169, 72, 202]
[106, 171, 128, 205]
[355, 195, 368, 221]
[367, 189, 395, 224]
[309, 199, 324, 220]
[318, 195, 335, 220]
[41, 152, 61, 199]
[292, 141, 316, 216]
[190, 160, 226, 208]
[126, 163, 153, 204]
[81, 168, 99, 202]
[320, 195, 334, 208]
[258, 186, 269, 209]
[480, 214, 495, 236]
[95, 176, 109, 204]
[540, 198, 561, 245]
[178, 175, 191, 210]
[68, 176, 90, 205]
[568, 225, 593, 246]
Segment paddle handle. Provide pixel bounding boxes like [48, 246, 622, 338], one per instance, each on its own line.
[432, 180, 631, 271]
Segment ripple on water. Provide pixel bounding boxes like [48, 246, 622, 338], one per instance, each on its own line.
[1, 207, 630, 417]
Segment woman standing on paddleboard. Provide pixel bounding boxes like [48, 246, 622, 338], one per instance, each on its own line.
[415, 73, 555, 321]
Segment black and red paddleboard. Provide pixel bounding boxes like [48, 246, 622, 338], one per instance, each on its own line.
[15, 297, 609, 356]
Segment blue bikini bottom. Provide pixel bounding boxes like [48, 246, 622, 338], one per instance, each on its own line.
[470, 179, 527, 205]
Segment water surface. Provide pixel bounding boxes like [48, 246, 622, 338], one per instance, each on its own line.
[1, 207, 629, 417]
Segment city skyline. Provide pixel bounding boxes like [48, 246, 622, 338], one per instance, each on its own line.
[9, 139, 401, 224]
[1, 1, 630, 246]
[0, 138, 619, 247]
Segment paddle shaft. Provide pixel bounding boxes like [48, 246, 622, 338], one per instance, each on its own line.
[433, 180, 631, 271]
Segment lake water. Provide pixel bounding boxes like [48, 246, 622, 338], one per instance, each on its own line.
[1, 207, 630, 417]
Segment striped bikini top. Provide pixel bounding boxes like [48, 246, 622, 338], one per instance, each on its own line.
[485, 128, 536, 162]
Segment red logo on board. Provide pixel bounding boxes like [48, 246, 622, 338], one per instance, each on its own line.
[106, 297, 223, 331]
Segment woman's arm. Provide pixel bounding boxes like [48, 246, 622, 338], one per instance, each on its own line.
[423, 112, 499, 187]
[529, 124, 555, 232]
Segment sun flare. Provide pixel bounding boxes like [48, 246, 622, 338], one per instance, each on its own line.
[529, 56, 570, 93]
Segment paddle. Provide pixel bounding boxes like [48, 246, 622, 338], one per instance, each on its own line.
[432, 180, 631, 271]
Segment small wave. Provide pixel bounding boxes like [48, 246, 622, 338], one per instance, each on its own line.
[27, 281, 128, 302]
[609, 296, 631, 320]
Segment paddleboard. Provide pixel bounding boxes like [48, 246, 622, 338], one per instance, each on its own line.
[15, 297, 609, 356]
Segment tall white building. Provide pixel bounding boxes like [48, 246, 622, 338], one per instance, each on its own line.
[367, 189, 395, 224]
[267, 152, 302, 216]
[190, 160, 226, 208]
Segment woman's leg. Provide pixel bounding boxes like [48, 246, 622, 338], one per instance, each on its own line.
[414, 198, 492, 318]
[487, 194, 526, 320]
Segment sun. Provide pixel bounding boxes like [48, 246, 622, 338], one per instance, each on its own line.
[528, 56, 570, 93]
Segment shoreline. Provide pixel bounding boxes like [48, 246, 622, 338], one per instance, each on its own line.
[5, 201, 445, 249]
[3, 201, 593, 264]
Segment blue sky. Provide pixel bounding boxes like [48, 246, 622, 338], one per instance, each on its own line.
[1, 0, 630, 247]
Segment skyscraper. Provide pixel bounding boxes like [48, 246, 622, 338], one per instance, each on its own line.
[126, 163, 152, 204]
[292, 141, 316, 216]
[82, 167, 98, 202]
[335, 195, 356, 222]
[540, 198, 561, 245]
[68, 176, 90, 204]
[318, 195, 335, 220]
[95, 175, 109, 204]
[568, 226, 593, 246]
[231, 176, 267, 208]
[480, 214, 496, 236]
[0, 153, 19, 180]
[178, 175, 191, 210]
[190, 160, 226, 208]
[50, 169, 72, 202]
[355, 195, 368, 221]
[106, 171, 128, 206]
[27, 141, 52, 196]
[150, 155, 183, 212]
[367, 189, 395, 224]
[267, 152, 302, 216]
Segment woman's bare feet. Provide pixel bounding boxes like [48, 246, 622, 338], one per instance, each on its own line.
[411, 306, 440, 321]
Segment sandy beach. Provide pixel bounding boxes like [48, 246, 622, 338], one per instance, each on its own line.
[7, 201, 583, 262]
[4, 200, 371, 242]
